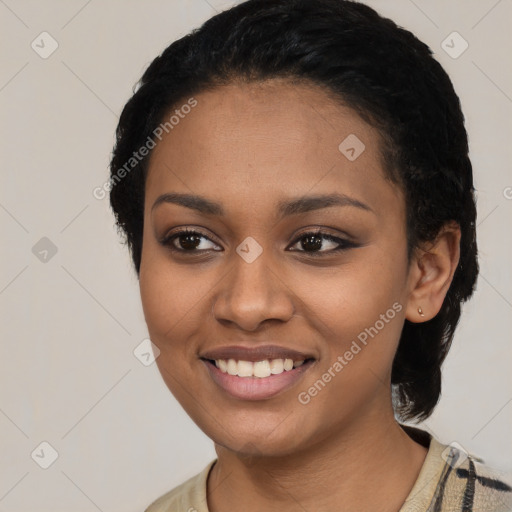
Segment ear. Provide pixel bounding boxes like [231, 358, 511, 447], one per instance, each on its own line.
[405, 221, 461, 323]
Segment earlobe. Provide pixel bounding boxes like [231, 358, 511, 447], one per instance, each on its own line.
[405, 222, 461, 323]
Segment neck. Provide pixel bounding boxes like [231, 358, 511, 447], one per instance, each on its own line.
[207, 410, 428, 512]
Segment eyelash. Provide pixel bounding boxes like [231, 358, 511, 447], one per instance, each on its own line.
[160, 228, 357, 257]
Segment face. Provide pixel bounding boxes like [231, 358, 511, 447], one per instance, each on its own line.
[139, 79, 414, 456]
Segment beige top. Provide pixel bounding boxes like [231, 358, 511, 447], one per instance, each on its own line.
[145, 427, 512, 512]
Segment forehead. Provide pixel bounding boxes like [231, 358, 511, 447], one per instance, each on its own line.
[145, 79, 402, 219]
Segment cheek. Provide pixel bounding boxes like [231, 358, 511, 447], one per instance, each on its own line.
[301, 253, 404, 325]
[299, 251, 407, 379]
[139, 241, 195, 334]
[138, 258, 205, 400]
[139, 261, 173, 338]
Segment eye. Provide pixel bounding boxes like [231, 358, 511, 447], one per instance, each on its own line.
[160, 228, 221, 253]
[159, 228, 357, 257]
[287, 229, 357, 256]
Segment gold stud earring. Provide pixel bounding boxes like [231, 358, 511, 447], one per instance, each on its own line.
[418, 306, 425, 317]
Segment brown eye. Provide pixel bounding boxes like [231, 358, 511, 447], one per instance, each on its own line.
[288, 230, 357, 256]
[161, 229, 221, 253]
[160, 228, 357, 257]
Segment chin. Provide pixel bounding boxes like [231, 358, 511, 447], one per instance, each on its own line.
[201, 408, 318, 459]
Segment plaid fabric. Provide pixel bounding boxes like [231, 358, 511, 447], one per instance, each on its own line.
[401, 426, 512, 512]
[427, 457, 512, 511]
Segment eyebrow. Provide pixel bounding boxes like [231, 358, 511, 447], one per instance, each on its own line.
[151, 192, 374, 218]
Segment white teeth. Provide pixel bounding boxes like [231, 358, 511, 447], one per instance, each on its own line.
[227, 358, 238, 376]
[214, 358, 307, 377]
[253, 360, 271, 378]
[237, 360, 254, 377]
[269, 358, 284, 374]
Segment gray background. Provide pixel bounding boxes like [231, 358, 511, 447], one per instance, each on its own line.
[1, 0, 511, 510]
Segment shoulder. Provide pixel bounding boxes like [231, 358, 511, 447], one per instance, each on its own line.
[401, 426, 512, 512]
[144, 460, 216, 512]
[437, 443, 512, 512]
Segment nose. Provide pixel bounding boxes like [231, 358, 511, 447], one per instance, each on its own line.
[212, 249, 295, 332]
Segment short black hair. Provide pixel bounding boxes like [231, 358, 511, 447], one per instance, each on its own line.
[109, 0, 478, 422]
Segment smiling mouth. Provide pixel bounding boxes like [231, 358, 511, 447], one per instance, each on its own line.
[202, 357, 315, 378]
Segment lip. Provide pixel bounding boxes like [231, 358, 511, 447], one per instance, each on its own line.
[202, 359, 315, 400]
[200, 344, 316, 401]
[200, 344, 315, 362]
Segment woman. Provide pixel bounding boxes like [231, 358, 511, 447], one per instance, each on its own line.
[108, 0, 512, 510]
